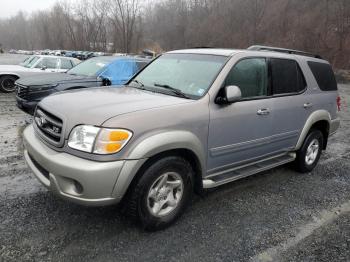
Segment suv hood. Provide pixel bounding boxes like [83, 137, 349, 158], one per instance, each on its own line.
[39, 86, 192, 136]
[16, 72, 96, 86]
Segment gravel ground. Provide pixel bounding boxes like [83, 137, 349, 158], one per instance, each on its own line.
[0, 54, 350, 262]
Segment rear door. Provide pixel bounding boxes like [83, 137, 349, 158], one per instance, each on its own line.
[269, 58, 310, 151]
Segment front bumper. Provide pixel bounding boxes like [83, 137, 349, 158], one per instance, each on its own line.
[16, 96, 38, 115]
[23, 125, 138, 206]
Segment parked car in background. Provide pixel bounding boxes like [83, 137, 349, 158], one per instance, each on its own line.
[0, 55, 80, 93]
[93, 52, 105, 57]
[54, 50, 66, 56]
[64, 51, 75, 57]
[16, 56, 150, 114]
[22, 46, 340, 230]
[40, 50, 51, 55]
[76, 51, 94, 60]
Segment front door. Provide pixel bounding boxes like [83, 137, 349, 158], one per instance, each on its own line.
[207, 57, 275, 175]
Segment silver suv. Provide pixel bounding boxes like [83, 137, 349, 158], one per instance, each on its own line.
[23, 46, 341, 230]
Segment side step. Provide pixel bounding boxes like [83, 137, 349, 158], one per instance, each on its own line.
[203, 153, 296, 189]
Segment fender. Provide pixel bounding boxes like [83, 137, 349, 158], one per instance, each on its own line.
[295, 110, 331, 150]
[111, 131, 206, 199]
[0, 72, 21, 78]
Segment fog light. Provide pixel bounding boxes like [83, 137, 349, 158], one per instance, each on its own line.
[73, 180, 83, 195]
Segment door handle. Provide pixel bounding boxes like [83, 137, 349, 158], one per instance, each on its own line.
[303, 102, 313, 109]
[257, 108, 270, 115]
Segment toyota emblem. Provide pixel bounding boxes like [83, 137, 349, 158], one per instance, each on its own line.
[36, 116, 47, 127]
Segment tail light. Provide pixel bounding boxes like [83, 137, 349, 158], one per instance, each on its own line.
[337, 96, 341, 111]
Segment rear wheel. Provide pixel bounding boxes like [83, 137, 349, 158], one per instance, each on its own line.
[295, 129, 323, 173]
[0, 75, 17, 93]
[124, 156, 194, 231]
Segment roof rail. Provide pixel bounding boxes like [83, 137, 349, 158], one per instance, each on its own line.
[247, 45, 322, 59]
[192, 46, 214, 49]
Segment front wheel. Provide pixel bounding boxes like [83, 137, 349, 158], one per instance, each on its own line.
[124, 156, 194, 231]
[0, 75, 17, 93]
[295, 129, 324, 173]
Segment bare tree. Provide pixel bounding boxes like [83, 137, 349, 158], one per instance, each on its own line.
[334, 0, 350, 51]
[109, 0, 141, 53]
[0, 0, 350, 68]
[247, 0, 267, 44]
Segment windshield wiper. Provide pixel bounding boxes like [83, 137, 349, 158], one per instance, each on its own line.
[130, 79, 145, 88]
[154, 83, 191, 99]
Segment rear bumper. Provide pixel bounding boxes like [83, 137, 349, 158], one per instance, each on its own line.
[330, 117, 341, 136]
[23, 125, 134, 206]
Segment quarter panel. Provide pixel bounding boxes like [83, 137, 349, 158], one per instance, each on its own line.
[295, 109, 331, 150]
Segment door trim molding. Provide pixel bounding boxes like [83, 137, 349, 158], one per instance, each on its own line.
[209, 130, 299, 158]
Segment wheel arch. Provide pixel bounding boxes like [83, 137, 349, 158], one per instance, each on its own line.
[296, 110, 331, 150]
[113, 131, 207, 200]
[138, 148, 203, 191]
[309, 120, 330, 149]
[0, 73, 20, 80]
[64, 86, 87, 91]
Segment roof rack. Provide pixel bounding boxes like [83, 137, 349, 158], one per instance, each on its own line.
[247, 45, 322, 59]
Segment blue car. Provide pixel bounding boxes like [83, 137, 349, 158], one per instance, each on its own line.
[15, 56, 151, 115]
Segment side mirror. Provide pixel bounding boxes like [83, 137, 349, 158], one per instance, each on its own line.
[99, 76, 112, 86]
[216, 85, 242, 104]
[226, 85, 242, 103]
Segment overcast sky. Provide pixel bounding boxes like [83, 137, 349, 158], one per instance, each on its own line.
[0, 0, 63, 18]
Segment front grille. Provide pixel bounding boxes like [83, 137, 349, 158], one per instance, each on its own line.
[34, 107, 63, 144]
[16, 84, 29, 99]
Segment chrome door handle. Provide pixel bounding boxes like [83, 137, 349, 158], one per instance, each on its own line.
[257, 108, 270, 115]
[303, 102, 313, 109]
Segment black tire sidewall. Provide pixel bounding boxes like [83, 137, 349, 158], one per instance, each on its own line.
[137, 156, 193, 230]
[297, 129, 323, 173]
[0, 76, 17, 93]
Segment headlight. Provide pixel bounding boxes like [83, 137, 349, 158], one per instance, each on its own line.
[30, 84, 58, 91]
[68, 125, 132, 154]
[93, 128, 132, 154]
[68, 125, 100, 153]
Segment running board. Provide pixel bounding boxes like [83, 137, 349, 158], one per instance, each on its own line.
[203, 153, 296, 189]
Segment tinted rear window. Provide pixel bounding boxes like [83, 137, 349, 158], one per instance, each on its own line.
[308, 61, 337, 91]
[270, 58, 306, 95]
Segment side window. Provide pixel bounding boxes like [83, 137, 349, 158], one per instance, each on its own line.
[36, 58, 58, 69]
[225, 58, 268, 98]
[307, 61, 337, 91]
[60, 59, 73, 70]
[270, 58, 306, 95]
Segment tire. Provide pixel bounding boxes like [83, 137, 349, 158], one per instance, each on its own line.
[0, 75, 17, 93]
[124, 156, 194, 231]
[295, 129, 324, 173]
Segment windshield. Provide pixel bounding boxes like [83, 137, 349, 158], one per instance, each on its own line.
[23, 56, 40, 68]
[20, 56, 32, 66]
[67, 57, 114, 76]
[130, 54, 227, 99]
